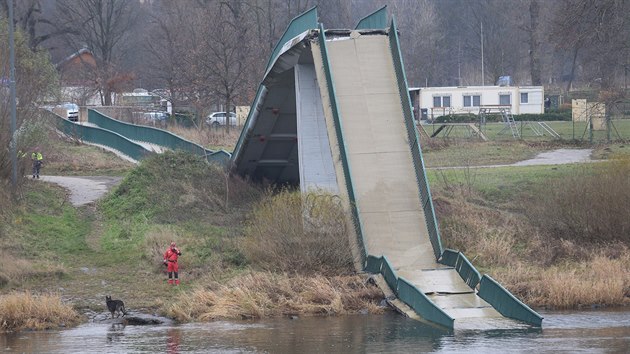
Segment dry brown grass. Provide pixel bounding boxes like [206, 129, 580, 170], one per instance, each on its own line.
[494, 250, 630, 309]
[142, 225, 181, 273]
[437, 187, 630, 309]
[0, 255, 66, 288]
[0, 292, 81, 332]
[165, 125, 241, 151]
[241, 190, 356, 275]
[528, 158, 630, 243]
[437, 195, 523, 268]
[165, 271, 384, 321]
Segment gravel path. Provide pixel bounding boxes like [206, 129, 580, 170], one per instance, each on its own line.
[430, 148, 594, 170]
[37, 149, 593, 206]
[511, 148, 593, 166]
[38, 175, 123, 206]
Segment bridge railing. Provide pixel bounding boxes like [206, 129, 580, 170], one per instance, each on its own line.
[232, 85, 267, 165]
[388, 17, 443, 260]
[264, 6, 318, 75]
[439, 248, 543, 326]
[478, 275, 543, 326]
[366, 255, 455, 329]
[44, 110, 151, 161]
[317, 23, 367, 264]
[439, 249, 459, 267]
[88, 110, 229, 164]
[455, 252, 482, 289]
[439, 249, 481, 288]
[354, 5, 388, 30]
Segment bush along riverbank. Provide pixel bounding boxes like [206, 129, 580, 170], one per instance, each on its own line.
[431, 158, 630, 309]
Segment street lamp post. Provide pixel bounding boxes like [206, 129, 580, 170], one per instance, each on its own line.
[8, 0, 18, 190]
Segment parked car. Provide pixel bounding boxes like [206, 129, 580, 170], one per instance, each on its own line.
[206, 112, 237, 126]
[53, 103, 79, 122]
[143, 111, 169, 121]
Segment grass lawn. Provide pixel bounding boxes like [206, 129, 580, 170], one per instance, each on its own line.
[43, 137, 134, 176]
[427, 162, 603, 204]
[423, 119, 630, 143]
[421, 141, 554, 167]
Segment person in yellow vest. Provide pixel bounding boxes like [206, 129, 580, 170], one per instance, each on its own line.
[31, 149, 43, 179]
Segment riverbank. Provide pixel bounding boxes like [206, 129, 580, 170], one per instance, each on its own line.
[429, 158, 630, 309]
[1, 137, 629, 332]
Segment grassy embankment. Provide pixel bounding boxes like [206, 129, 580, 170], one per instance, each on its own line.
[0, 133, 382, 332]
[2, 125, 629, 331]
[424, 141, 630, 309]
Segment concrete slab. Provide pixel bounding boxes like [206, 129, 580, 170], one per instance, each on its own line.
[320, 33, 512, 324]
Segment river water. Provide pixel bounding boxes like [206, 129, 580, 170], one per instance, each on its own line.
[1, 309, 628, 353]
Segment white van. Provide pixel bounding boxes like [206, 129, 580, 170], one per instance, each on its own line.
[53, 103, 79, 122]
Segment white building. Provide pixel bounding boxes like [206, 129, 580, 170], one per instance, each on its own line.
[409, 85, 544, 121]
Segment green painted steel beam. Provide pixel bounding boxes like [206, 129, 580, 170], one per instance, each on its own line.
[264, 6, 318, 74]
[355, 5, 388, 30]
[388, 16, 444, 259]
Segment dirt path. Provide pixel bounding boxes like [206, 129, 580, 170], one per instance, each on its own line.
[430, 148, 594, 170]
[38, 175, 123, 206]
[39, 149, 593, 205]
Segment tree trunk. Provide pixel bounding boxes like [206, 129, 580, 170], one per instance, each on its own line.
[528, 0, 541, 85]
[225, 96, 231, 134]
[103, 88, 112, 106]
[567, 46, 579, 93]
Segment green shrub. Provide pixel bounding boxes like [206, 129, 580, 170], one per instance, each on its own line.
[434, 114, 477, 123]
[513, 110, 572, 121]
[433, 110, 572, 124]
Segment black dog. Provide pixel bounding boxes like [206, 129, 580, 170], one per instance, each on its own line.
[105, 295, 127, 318]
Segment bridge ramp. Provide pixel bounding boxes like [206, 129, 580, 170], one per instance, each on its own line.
[316, 33, 509, 327]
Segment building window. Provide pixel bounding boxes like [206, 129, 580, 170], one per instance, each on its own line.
[499, 94, 511, 105]
[463, 95, 481, 107]
[433, 95, 451, 107]
[520, 92, 529, 103]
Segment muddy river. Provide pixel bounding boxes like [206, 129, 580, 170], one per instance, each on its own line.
[1, 308, 628, 353]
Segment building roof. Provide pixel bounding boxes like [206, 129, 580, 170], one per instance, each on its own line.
[55, 48, 96, 69]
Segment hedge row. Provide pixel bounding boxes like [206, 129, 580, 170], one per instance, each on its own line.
[432, 109, 571, 123]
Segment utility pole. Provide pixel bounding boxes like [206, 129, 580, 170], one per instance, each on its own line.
[8, 0, 18, 190]
[458, 39, 462, 86]
[481, 21, 486, 86]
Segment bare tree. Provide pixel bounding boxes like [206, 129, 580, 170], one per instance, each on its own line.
[0, 18, 59, 185]
[551, 0, 630, 91]
[54, 0, 139, 105]
[143, 1, 189, 115]
[392, 0, 446, 87]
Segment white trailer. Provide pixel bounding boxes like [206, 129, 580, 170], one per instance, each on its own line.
[409, 85, 544, 121]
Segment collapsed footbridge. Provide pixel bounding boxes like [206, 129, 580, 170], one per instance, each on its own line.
[231, 6, 542, 330]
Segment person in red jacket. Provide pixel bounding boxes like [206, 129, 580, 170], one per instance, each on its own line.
[163, 242, 182, 285]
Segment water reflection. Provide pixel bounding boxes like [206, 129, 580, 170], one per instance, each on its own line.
[107, 323, 126, 343]
[167, 328, 181, 354]
[1, 309, 629, 353]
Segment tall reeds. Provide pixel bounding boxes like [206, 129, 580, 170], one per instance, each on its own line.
[0, 292, 80, 332]
[165, 272, 383, 321]
[495, 251, 630, 308]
